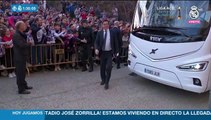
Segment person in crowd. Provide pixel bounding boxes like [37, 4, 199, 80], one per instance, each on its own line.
[122, 23, 130, 66]
[61, 18, 70, 31]
[95, 5, 101, 18]
[45, 23, 56, 68]
[52, 22, 66, 71]
[9, 27, 15, 34]
[0, 36, 7, 71]
[0, 18, 6, 59]
[23, 19, 31, 33]
[74, 7, 81, 20]
[95, 20, 119, 90]
[101, 10, 107, 20]
[80, 11, 87, 21]
[122, 31, 129, 66]
[67, 3, 75, 18]
[0, 16, 8, 76]
[24, 19, 34, 69]
[2, 28, 15, 78]
[31, 16, 46, 65]
[78, 20, 94, 72]
[112, 21, 122, 69]
[89, 7, 95, 17]
[66, 24, 79, 69]
[13, 21, 33, 94]
[61, 0, 67, 14]
[92, 25, 100, 65]
[112, 7, 119, 21]
[31, 16, 46, 45]
[7, 16, 15, 29]
[0, 1, 131, 77]
[0, 17, 7, 37]
[29, 15, 35, 26]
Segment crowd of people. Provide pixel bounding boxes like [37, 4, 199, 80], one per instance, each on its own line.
[0, 1, 130, 78]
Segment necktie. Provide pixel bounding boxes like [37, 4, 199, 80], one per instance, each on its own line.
[104, 30, 107, 41]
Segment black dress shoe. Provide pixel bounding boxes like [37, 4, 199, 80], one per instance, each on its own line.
[19, 90, 31, 94]
[104, 84, 109, 90]
[88, 68, 93, 72]
[100, 81, 105, 85]
[25, 86, 33, 90]
[124, 63, 128, 66]
[73, 66, 78, 70]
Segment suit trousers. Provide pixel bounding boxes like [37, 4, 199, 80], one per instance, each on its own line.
[116, 47, 121, 68]
[81, 45, 93, 69]
[100, 51, 113, 84]
[15, 60, 27, 92]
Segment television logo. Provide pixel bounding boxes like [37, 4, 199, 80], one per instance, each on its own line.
[12, 6, 17, 12]
[18, 5, 22, 12]
[11, 4, 38, 12]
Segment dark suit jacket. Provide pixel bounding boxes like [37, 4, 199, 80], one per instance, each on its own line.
[31, 23, 42, 45]
[95, 29, 119, 55]
[13, 30, 30, 62]
[112, 27, 122, 48]
[78, 26, 93, 46]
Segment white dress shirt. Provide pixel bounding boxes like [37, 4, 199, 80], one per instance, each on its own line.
[104, 29, 111, 51]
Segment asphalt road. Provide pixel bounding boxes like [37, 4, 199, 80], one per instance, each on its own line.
[0, 66, 209, 109]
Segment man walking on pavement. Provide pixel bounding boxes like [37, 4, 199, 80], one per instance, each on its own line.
[95, 20, 119, 90]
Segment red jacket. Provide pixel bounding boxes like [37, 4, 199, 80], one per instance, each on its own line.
[2, 32, 13, 48]
[81, 13, 87, 20]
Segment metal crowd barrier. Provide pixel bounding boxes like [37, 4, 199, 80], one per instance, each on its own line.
[0, 44, 78, 70]
[28, 44, 77, 66]
[0, 47, 15, 70]
[0, 44, 128, 71]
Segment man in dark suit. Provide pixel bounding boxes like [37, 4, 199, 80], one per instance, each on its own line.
[95, 20, 119, 90]
[13, 21, 33, 94]
[112, 21, 122, 69]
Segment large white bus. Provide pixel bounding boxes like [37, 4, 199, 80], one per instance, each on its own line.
[128, 0, 211, 93]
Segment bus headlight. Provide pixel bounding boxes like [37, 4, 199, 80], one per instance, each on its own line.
[177, 62, 208, 71]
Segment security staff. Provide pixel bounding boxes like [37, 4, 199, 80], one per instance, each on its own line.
[112, 21, 122, 69]
[95, 20, 119, 90]
[78, 20, 94, 72]
[13, 21, 33, 94]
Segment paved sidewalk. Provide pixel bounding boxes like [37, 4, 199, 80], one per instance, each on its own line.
[0, 66, 209, 109]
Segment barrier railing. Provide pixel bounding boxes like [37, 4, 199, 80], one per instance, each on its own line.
[27, 43, 82, 69]
[0, 43, 128, 71]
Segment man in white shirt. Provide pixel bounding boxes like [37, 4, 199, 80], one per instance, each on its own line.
[95, 20, 119, 90]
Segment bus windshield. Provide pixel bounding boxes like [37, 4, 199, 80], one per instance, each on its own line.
[132, 0, 211, 43]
